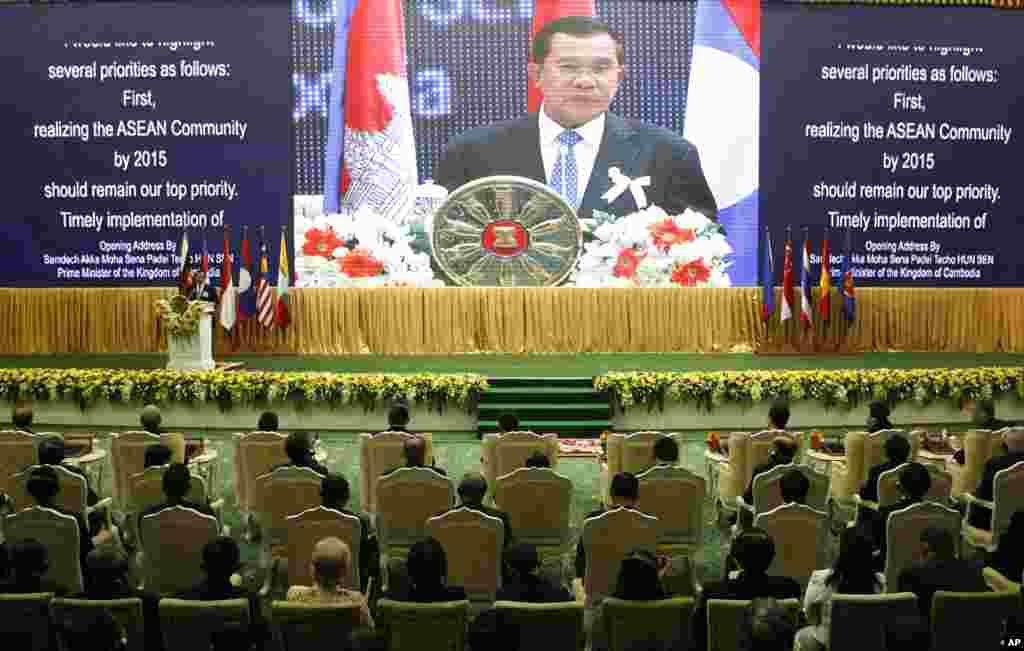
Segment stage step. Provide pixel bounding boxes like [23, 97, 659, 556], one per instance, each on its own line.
[478, 377, 610, 438]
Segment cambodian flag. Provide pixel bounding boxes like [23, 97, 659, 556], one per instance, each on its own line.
[800, 229, 813, 327]
[528, 0, 596, 112]
[323, 0, 418, 222]
[684, 0, 760, 286]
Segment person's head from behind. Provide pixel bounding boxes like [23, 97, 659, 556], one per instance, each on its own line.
[458, 472, 488, 506]
[257, 411, 279, 432]
[38, 438, 66, 466]
[139, 404, 162, 434]
[972, 399, 996, 426]
[144, 443, 173, 468]
[388, 403, 410, 430]
[468, 608, 519, 651]
[653, 436, 679, 465]
[613, 549, 664, 600]
[506, 542, 540, 579]
[884, 433, 911, 464]
[86, 547, 130, 593]
[768, 401, 790, 430]
[525, 450, 550, 468]
[162, 462, 191, 501]
[779, 470, 809, 504]
[528, 16, 625, 129]
[406, 537, 447, 590]
[770, 436, 797, 464]
[201, 536, 240, 582]
[497, 413, 520, 433]
[321, 473, 350, 510]
[402, 435, 427, 467]
[9, 538, 48, 582]
[916, 526, 957, 563]
[26, 465, 60, 506]
[284, 431, 313, 465]
[830, 528, 879, 593]
[311, 536, 351, 590]
[898, 462, 931, 501]
[347, 629, 387, 651]
[868, 401, 892, 429]
[12, 404, 33, 430]
[730, 528, 776, 577]
[609, 472, 639, 508]
[741, 597, 796, 651]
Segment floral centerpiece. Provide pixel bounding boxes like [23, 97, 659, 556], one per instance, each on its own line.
[575, 206, 732, 287]
[154, 296, 207, 338]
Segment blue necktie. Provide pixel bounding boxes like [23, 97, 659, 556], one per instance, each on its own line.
[551, 130, 583, 208]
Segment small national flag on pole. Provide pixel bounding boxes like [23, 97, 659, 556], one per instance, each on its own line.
[176, 230, 191, 293]
[528, 0, 597, 112]
[219, 226, 236, 333]
[238, 226, 257, 321]
[799, 228, 813, 328]
[780, 227, 794, 322]
[274, 227, 291, 329]
[256, 227, 276, 328]
[819, 229, 832, 322]
[760, 227, 774, 323]
[840, 229, 856, 323]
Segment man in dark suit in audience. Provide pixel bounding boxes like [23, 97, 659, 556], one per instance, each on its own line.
[692, 528, 802, 651]
[860, 433, 911, 503]
[779, 469, 810, 505]
[138, 462, 214, 520]
[867, 462, 930, 569]
[452, 473, 513, 548]
[651, 436, 679, 468]
[178, 537, 248, 600]
[257, 411, 279, 432]
[143, 443, 173, 468]
[25, 466, 106, 568]
[384, 435, 446, 476]
[743, 434, 798, 505]
[497, 541, 573, 602]
[575, 471, 640, 583]
[525, 450, 551, 468]
[897, 527, 988, 623]
[38, 438, 99, 506]
[272, 432, 329, 476]
[969, 427, 1024, 529]
[386, 403, 411, 433]
[321, 473, 378, 592]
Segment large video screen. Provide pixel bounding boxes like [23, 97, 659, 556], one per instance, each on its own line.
[0, 1, 1019, 288]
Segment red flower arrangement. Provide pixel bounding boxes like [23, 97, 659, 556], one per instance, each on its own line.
[339, 248, 385, 278]
[707, 431, 721, 453]
[648, 219, 695, 253]
[302, 226, 344, 259]
[613, 248, 646, 280]
[671, 258, 712, 287]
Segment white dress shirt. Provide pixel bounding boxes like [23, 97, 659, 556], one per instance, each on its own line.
[538, 106, 606, 204]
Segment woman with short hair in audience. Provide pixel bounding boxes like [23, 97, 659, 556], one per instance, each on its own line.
[387, 537, 466, 603]
[797, 528, 884, 650]
[286, 537, 374, 628]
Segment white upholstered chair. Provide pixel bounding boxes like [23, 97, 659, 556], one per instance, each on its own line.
[830, 430, 918, 507]
[110, 431, 179, 512]
[127, 465, 222, 546]
[601, 431, 677, 504]
[0, 430, 39, 501]
[4, 506, 83, 595]
[634, 465, 704, 555]
[139, 505, 220, 594]
[232, 431, 289, 517]
[946, 428, 1007, 499]
[961, 460, 1024, 554]
[253, 466, 324, 548]
[494, 467, 573, 546]
[481, 431, 559, 500]
[717, 430, 797, 516]
[376, 467, 454, 566]
[426, 506, 504, 602]
[360, 431, 435, 513]
[754, 503, 829, 591]
[579, 507, 658, 608]
[283, 506, 363, 589]
[883, 501, 961, 591]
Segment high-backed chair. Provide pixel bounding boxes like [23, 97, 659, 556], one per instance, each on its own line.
[717, 430, 797, 516]
[0, 430, 39, 501]
[253, 466, 324, 547]
[10, 465, 113, 530]
[962, 460, 1024, 554]
[128, 465, 219, 537]
[494, 467, 573, 546]
[109, 431, 164, 512]
[271, 601, 363, 651]
[603, 596, 694, 651]
[946, 428, 1007, 499]
[754, 503, 829, 592]
[831, 430, 918, 507]
[0, 592, 54, 651]
[635, 465, 704, 556]
[158, 598, 251, 651]
[376, 599, 468, 651]
[828, 592, 919, 651]
[737, 462, 828, 524]
[853, 463, 954, 526]
[283, 506, 362, 589]
[883, 501, 961, 591]
[233, 431, 289, 517]
[376, 467, 454, 575]
[705, 598, 801, 651]
[139, 506, 220, 594]
[579, 507, 658, 608]
[494, 601, 585, 651]
[482, 431, 559, 498]
[360, 431, 435, 513]
[930, 590, 1020, 651]
[52, 597, 145, 651]
[425, 506, 504, 602]
[5, 506, 83, 595]
[602, 432, 676, 504]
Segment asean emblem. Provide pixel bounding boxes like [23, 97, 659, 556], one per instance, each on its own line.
[431, 176, 582, 286]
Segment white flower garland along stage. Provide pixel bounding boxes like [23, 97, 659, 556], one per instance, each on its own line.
[575, 205, 733, 288]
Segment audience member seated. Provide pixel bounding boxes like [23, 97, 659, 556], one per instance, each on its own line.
[139, 405, 163, 435]
[386, 403, 411, 433]
[866, 400, 894, 434]
[796, 528, 884, 651]
[257, 411, 279, 432]
[610, 549, 670, 600]
[452, 473, 512, 547]
[177, 536, 247, 600]
[12, 404, 36, 434]
[740, 597, 797, 651]
[692, 528, 801, 651]
[743, 435, 797, 505]
[985, 509, 1024, 582]
[496, 542, 572, 602]
[968, 427, 1024, 529]
[497, 413, 520, 433]
[272, 432, 329, 476]
[25, 466, 107, 566]
[865, 462, 931, 567]
[576, 472, 640, 584]
[385, 537, 466, 602]
[0, 538, 61, 594]
[38, 438, 99, 506]
[651, 436, 679, 468]
[767, 400, 791, 432]
[321, 473, 379, 592]
[347, 628, 387, 651]
[144, 443, 173, 469]
[286, 537, 374, 628]
[385, 435, 446, 476]
[779, 469, 809, 505]
[468, 608, 519, 651]
[84, 547, 134, 599]
[524, 450, 551, 469]
[139, 463, 214, 523]
[859, 434, 911, 503]
[896, 527, 987, 632]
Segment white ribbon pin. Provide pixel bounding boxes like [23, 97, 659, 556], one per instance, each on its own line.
[602, 167, 651, 209]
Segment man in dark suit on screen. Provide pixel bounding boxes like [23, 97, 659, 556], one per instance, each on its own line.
[434, 16, 717, 223]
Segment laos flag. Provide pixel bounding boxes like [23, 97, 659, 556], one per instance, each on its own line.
[323, 0, 417, 221]
[684, 0, 760, 286]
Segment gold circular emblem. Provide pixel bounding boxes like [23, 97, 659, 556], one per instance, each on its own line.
[431, 176, 582, 286]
